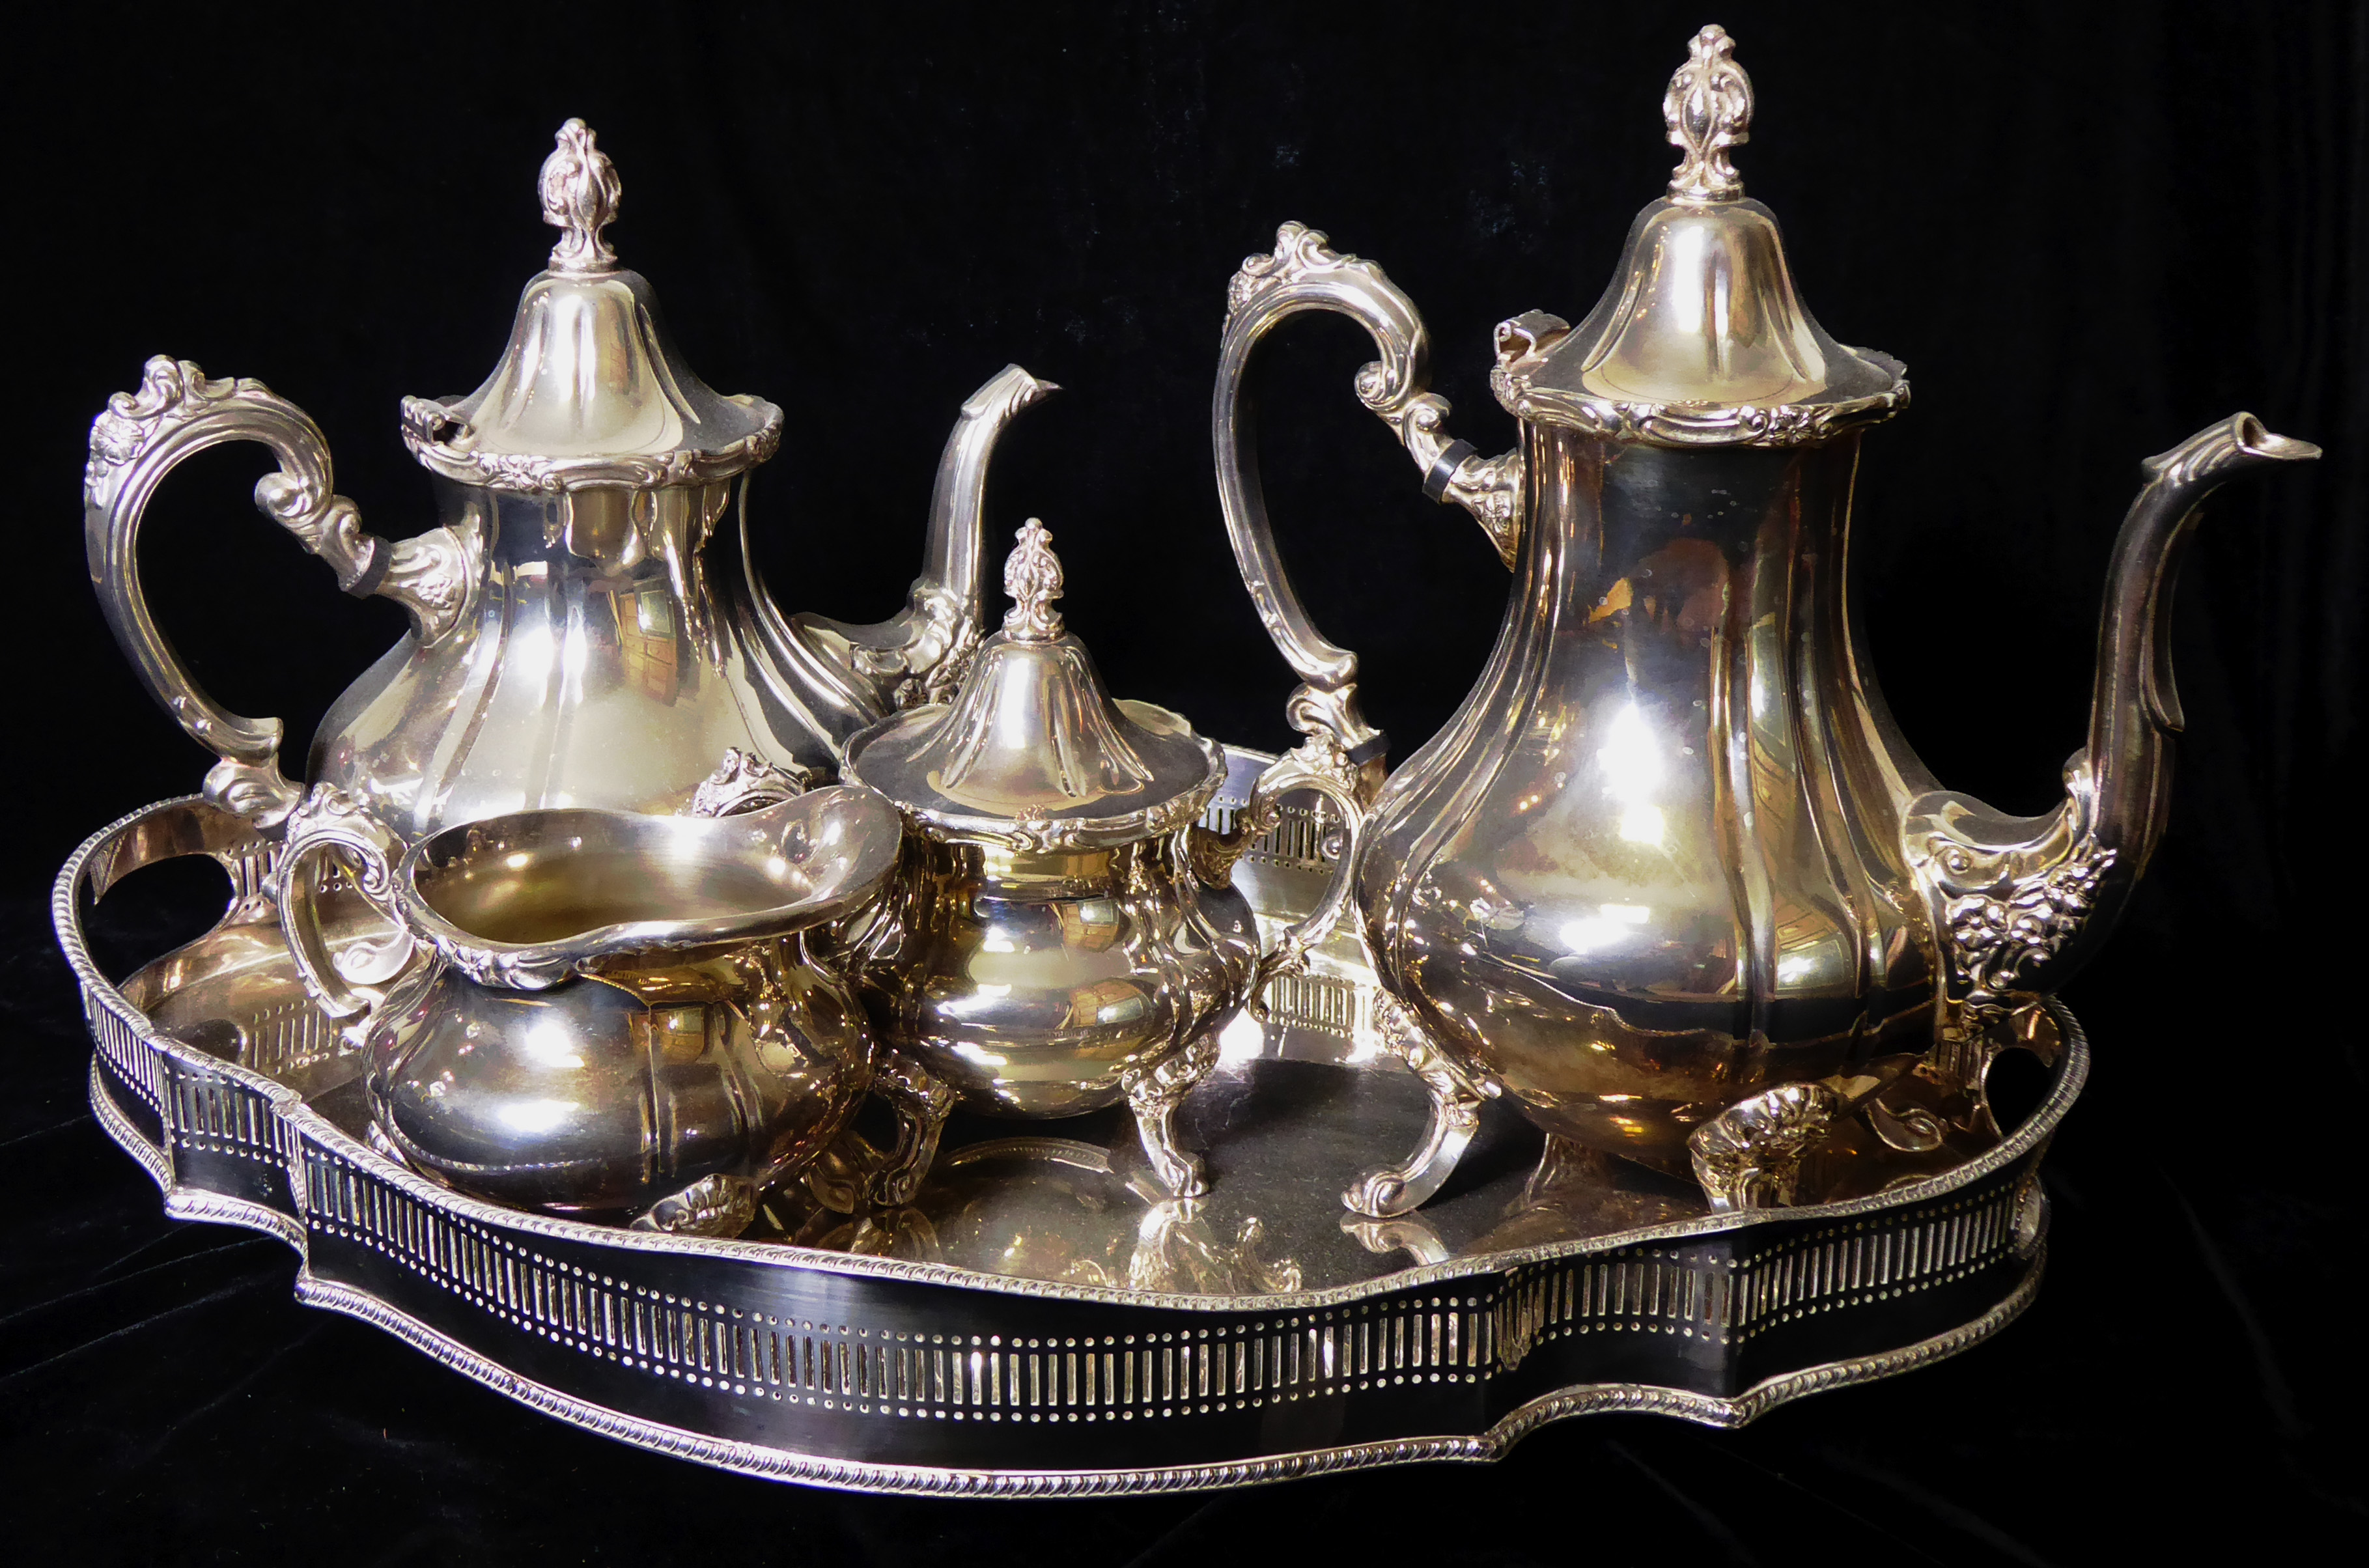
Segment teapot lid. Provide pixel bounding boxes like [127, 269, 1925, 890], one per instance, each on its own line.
[1495, 26, 1908, 446]
[399, 120, 783, 492]
[845, 522, 1227, 850]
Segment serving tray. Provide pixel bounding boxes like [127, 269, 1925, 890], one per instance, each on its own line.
[55, 748, 2081, 1497]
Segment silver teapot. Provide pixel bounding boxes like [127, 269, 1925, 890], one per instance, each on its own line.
[83, 119, 1050, 842]
[1213, 27, 2319, 1216]
[273, 772, 906, 1234]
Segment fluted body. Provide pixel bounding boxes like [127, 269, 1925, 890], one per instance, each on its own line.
[314, 477, 818, 838]
[1361, 428, 1933, 1166]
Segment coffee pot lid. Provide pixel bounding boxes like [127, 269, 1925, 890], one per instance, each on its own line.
[399, 120, 783, 492]
[845, 522, 1227, 848]
[1496, 26, 1909, 445]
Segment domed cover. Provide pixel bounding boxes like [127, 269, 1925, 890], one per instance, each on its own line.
[1496, 27, 1908, 446]
[399, 120, 783, 492]
[847, 522, 1224, 848]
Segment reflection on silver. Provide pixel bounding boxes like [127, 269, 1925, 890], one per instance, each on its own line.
[1213, 24, 2318, 1214]
[271, 779, 903, 1229]
[60, 783, 2082, 1492]
[83, 120, 1050, 844]
[847, 525, 1366, 1197]
[803, 1138, 1304, 1296]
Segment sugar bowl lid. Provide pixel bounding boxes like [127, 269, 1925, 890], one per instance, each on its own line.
[846, 522, 1227, 849]
[398, 120, 783, 492]
[1495, 25, 1908, 446]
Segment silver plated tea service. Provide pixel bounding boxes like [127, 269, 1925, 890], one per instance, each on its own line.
[53, 24, 2314, 1492]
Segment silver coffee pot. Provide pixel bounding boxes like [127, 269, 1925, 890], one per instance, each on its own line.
[83, 119, 1050, 842]
[1213, 27, 2320, 1216]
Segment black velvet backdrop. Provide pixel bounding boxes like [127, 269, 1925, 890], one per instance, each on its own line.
[6, 2, 2362, 1560]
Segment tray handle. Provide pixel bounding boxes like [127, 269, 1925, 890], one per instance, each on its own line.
[84, 357, 474, 832]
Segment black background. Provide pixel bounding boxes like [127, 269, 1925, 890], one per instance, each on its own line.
[6, 1, 2363, 1561]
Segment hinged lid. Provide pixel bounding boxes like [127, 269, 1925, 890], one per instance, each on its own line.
[846, 522, 1226, 850]
[1494, 26, 1909, 447]
[399, 120, 783, 492]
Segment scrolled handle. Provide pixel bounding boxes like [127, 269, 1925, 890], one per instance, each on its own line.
[84, 356, 476, 831]
[1191, 732, 1371, 1006]
[274, 783, 421, 1023]
[1214, 223, 1522, 794]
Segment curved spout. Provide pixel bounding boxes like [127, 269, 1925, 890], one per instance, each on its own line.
[761, 366, 1057, 746]
[1902, 413, 2319, 1041]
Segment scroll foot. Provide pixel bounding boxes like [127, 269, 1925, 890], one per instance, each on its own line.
[1687, 1082, 1844, 1212]
[1339, 1209, 1451, 1265]
[863, 1049, 959, 1207]
[1123, 1033, 1222, 1198]
[1343, 994, 1491, 1218]
[631, 1173, 758, 1239]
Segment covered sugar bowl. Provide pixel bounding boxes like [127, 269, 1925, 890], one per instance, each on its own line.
[843, 523, 1358, 1197]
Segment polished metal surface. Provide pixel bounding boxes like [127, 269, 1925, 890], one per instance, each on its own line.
[1213, 23, 2318, 1216]
[845, 527, 1367, 1197]
[56, 781, 2081, 1493]
[268, 779, 904, 1229]
[83, 120, 1051, 841]
[848, 520, 1230, 848]
[398, 120, 782, 492]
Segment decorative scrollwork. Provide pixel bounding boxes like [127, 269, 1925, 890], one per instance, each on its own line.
[1342, 994, 1493, 1217]
[1944, 839, 2117, 1027]
[275, 783, 421, 1022]
[1226, 221, 1387, 325]
[688, 748, 817, 818]
[88, 357, 247, 488]
[1688, 1082, 1843, 1211]
[1664, 25, 1753, 203]
[399, 397, 785, 494]
[1121, 1031, 1223, 1197]
[897, 738, 1230, 854]
[1503, 379, 1911, 449]
[630, 1173, 756, 1239]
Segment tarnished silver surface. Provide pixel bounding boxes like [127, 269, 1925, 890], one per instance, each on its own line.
[57, 771, 2080, 1493]
[1212, 23, 2318, 1216]
[83, 120, 1051, 843]
[269, 780, 903, 1228]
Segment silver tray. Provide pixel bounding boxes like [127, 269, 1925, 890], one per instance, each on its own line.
[55, 748, 2081, 1498]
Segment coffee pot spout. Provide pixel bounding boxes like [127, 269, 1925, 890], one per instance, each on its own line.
[783, 365, 1057, 719]
[1903, 413, 2319, 1038]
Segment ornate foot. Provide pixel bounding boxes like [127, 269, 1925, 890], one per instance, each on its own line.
[1339, 1209, 1451, 1265]
[863, 1049, 958, 1207]
[1123, 1033, 1222, 1197]
[1687, 1082, 1843, 1211]
[632, 1173, 758, 1238]
[1344, 994, 1492, 1218]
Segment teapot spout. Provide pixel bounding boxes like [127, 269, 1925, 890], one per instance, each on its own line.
[787, 365, 1057, 725]
[1903, 413, 2318, 1048]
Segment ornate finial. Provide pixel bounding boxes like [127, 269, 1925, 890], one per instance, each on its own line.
[540, 119, 621, 273]
[1664, 25, 1753, 203]
[1001, 519, 1065, 641]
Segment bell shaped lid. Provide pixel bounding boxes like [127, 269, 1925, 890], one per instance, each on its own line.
[1496, 26, 1907, 445]
[400, 120, 783, 492]
[847, 522, 1226, 848]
